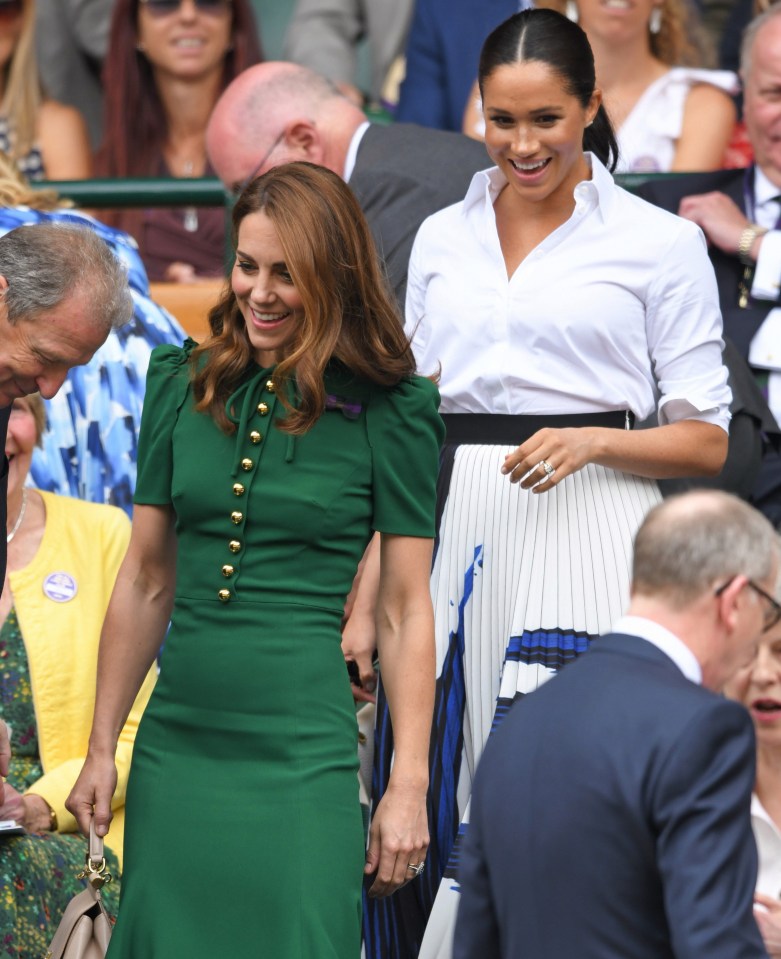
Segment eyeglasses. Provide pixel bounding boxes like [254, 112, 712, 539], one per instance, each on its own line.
[139, 0, 231, 17]
[232, 131, 286, 197]
[715, 577, 781, 633]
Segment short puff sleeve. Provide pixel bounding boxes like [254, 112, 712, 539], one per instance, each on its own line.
[367, 375, 444, 536]
[133, 340, 194, 505]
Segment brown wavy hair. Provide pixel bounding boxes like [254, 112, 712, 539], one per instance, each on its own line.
[192, 162, 416, 435]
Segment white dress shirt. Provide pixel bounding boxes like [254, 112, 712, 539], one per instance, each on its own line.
[748, 165, 781, 424]
[343, 120, 370, 183]
[752, 793, 781, 899]
[405, 154, 731, 429]
[612, 614, 703, 684]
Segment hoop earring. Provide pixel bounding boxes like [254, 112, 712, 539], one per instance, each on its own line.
[565, 0, 579, 22]
[649, 6, 662, 34]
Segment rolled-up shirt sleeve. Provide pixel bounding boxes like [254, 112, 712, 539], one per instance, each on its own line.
[646, 224, 732, 432]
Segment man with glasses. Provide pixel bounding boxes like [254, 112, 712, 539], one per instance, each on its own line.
[455, 490, 778, 959]
[205, 61, 490, 305]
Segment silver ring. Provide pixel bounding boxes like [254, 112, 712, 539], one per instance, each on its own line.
[407, 861, 425, 877]
[539, 459, 555, 478]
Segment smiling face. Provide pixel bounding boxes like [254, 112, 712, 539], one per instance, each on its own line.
[575, 0, 663, 45]
[725, 618, 781, 747]
[231, 210, 305, 367]
[136, 0, 232, 82]
[481, 59, 599, 211]
[0, 284, 108, 406]
[743, 15, 781, 188]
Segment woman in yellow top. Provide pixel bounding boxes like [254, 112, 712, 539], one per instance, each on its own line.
[0, 391, 156, 959]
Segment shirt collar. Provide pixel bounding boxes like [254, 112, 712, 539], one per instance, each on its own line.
[344, 121, 370, 182]
[754, 165, 781, 207]
[461, 152, 612, 223]
[612, 615, 703, 684]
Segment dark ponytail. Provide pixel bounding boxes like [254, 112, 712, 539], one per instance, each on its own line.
[479, 8, 619, 173]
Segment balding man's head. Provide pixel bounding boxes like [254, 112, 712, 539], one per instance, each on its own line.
[632, 490, 778, 608]
[206, 62, 367, 193]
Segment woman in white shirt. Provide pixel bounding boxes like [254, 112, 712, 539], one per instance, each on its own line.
[366, 8, 731, 957]
[463, 0, 737, 173]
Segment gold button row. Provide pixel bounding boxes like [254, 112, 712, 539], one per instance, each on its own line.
[218, 381, 274, 602]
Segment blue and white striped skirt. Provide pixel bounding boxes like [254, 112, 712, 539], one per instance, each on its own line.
[363, 444, 661, 959]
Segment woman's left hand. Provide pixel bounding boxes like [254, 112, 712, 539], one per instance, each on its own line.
[0, 782, 51, 832]
[364, 781, 429, 898]
[755, 894, 781, 956]
[501, 427, 598, 492]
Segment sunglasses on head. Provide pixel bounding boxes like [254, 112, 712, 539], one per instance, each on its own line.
[139, 0, 230, 16]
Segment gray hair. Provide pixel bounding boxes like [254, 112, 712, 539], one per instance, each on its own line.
[632, 490, 779, 607]
[0, 223, 132, 331]
[741, 1, 781, 78]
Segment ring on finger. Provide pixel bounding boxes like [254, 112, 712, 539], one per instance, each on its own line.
[538, 459, 555, 478]
[407, 861, 425, 877]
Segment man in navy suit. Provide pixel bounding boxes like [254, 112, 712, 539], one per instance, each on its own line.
[455, 490, 779, 959]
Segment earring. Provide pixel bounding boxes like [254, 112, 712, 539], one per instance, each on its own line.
[649, 6, 662, 33]
[136, 41, 146, 53]
[565, 0, 579, 22]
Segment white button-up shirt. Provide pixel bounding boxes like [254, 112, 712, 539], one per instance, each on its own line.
[405, 154, 731, 430]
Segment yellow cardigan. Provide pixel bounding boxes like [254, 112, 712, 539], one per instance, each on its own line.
[9, 490, 156, 864]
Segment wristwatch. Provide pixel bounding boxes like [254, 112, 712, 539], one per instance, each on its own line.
[737, 223, 768, 264]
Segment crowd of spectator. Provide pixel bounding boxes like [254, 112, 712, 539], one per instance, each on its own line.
[1, 0, 781, 957]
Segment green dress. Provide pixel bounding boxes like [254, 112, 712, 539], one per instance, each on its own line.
[108, 342, 443, 958]
[0, 610, 120, 959]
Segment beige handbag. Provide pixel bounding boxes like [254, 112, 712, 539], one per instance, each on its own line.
[45, 821, 113, 959]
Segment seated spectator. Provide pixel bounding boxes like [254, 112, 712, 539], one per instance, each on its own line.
[636, 1, 781, 527]
[205, 62, 490, 307]
[724, 575, 781, 955]
[0, 152, 186, 514]
[0, 391, 156, 959]
[96, 0, 261, 282]
[0, 0, 91, 179]
[570, 0, 737, 172]
[464, 0, 738, 173]
[284, 0, 414, 111]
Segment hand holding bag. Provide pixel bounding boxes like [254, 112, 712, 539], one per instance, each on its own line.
[45, 820, 113, 959]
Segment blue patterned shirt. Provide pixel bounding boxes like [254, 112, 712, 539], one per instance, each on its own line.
[0, 207, 187, 515]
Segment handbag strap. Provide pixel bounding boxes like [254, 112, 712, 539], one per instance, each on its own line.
[88, 819, 104, 863]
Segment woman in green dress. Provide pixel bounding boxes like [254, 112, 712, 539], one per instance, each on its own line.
[66, 161, 444, 958]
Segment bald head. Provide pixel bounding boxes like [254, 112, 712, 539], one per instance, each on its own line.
[631, 490, 778, 608]
[206, 62, 368, 192]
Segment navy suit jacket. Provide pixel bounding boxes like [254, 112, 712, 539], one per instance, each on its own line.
[455, 633, 767, 959]
[395, 0, 519, 132]
[347, 122, 489, 304]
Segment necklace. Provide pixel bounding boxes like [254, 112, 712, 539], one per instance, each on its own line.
[182, 160, 199, 234]
[6, 487, 27, 543]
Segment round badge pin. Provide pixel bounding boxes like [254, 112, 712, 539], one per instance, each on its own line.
[42, 572, 78, 603]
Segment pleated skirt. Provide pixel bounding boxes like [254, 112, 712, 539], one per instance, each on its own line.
[364, 445, 661, 959]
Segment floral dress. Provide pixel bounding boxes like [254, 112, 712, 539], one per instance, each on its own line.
[0, 610, 120, 959]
